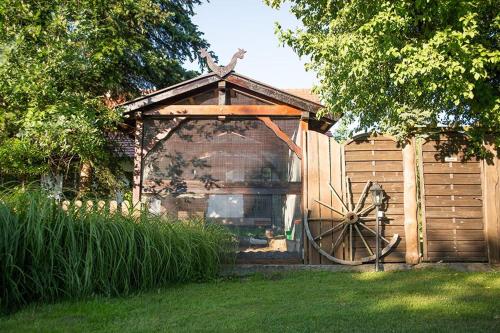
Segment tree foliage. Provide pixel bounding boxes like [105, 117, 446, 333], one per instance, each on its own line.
[267, 0, 499, 154]
[0, 0, 208, 186]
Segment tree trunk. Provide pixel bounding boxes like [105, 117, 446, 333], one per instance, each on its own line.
[78, 162, 92, 196]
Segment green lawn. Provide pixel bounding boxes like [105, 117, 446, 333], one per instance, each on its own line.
[1, 269, 498, 333]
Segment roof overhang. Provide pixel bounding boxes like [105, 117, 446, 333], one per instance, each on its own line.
[118, 71, 338, 132]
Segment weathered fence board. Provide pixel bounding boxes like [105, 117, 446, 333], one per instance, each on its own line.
[306, 131, 321, 264]
[305, 133, 407, 264]
[482, 143, 500, 264]
[318, 134, 332, 263]
[345, 135, 406, 263]
[419, 134, 488, 262]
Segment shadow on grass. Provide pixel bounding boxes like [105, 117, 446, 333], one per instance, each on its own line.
[0, 269, 498, 333]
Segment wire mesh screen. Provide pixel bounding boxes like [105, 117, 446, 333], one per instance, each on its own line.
[229, 89, 272, 105]
[143, 118, 301, 192]
[142, 117, 302, 253]
[173, 89, 219, 105]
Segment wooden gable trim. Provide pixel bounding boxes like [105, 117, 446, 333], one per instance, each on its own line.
[122, 73, 220, 112]
[121, 72, 325, 114]
[226, 75, 316, 113]
[143, 105, 303, 117]
[225, 74, 323, 114]
[118, 71, 337, 133]
[257, 116, 303, 160]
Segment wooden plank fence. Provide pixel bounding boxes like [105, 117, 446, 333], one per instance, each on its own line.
[304, 131, 499, 265]
[304, 131, 345, 264]
[304, 132, 417, 264]
[344, 134, 406, 263]
[419, 134, 487, 262]
[55, 130, 500, 265]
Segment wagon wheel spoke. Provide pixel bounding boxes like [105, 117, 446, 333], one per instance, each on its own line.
[358, 222, 390, 244]
[349, 225, 353, 261]
[331, 224, 348, 255]
[308, 217, 345, 222]
[314, 199, 344, 217]
[358, 204, 375, 216]
[345, 176, 353, 211]
[313, 222, 345, 241]
[354, 224, 373, 256]
[363, 217, 395, 221]
[354, 181, 372, 213]
[305, 175, 399, 265]
[328, 183, 349, 212]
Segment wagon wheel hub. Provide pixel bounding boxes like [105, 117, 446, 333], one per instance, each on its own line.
[304, 178, 399, 265]
[344, 211, 359, 224]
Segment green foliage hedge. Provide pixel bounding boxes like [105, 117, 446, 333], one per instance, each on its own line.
[0, 189, 236, 312]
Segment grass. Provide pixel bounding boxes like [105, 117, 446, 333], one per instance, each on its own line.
[0, 269, 498, 332]
[0, 188, 236, 312]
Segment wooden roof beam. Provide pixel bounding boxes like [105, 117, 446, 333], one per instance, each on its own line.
[143, 105, 302, 117]
[257, 116, 303, 159]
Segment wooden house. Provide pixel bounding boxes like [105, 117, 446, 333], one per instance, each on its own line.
[120, 54, 336, 260]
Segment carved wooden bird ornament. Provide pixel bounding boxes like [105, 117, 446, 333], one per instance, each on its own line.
[199, 48, 246, 77]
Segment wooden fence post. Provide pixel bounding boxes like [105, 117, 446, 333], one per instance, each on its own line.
[483, 144, 500, 264]
[300, 114, 309, 264]
[97, 200, 106, 211]
[403, 137, 420, 264]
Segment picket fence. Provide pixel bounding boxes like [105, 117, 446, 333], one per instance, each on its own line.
[61, 199, 133, 215]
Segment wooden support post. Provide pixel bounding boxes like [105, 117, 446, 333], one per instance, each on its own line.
[482, 144, 500, 264]
[218, 81, 228, 105]
[300, 114, 309, 263]
[402, 138, 420, 264]
[132, 112, 144, 210]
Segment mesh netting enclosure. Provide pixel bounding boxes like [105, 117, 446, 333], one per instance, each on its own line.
[141, 117, 302, 252]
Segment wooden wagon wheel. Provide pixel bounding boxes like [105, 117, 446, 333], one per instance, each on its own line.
[304, 177, 399, 265]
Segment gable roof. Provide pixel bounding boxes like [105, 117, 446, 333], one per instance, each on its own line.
[283, 89, 321, 105]
[121, 72, 219, 112]
[118, 72, 338, 134]
[121, 72, 328, 115]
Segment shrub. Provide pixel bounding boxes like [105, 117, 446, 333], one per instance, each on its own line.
[0, 189, 236, 312]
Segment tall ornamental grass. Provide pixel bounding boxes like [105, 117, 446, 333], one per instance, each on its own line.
[0, 189, 236, 312]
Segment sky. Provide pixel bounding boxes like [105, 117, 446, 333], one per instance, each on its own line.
[184, 0, 317, 89]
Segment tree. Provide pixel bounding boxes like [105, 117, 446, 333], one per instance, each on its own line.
[0, 0, 208, 190]
[267, 0, 499, 156]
